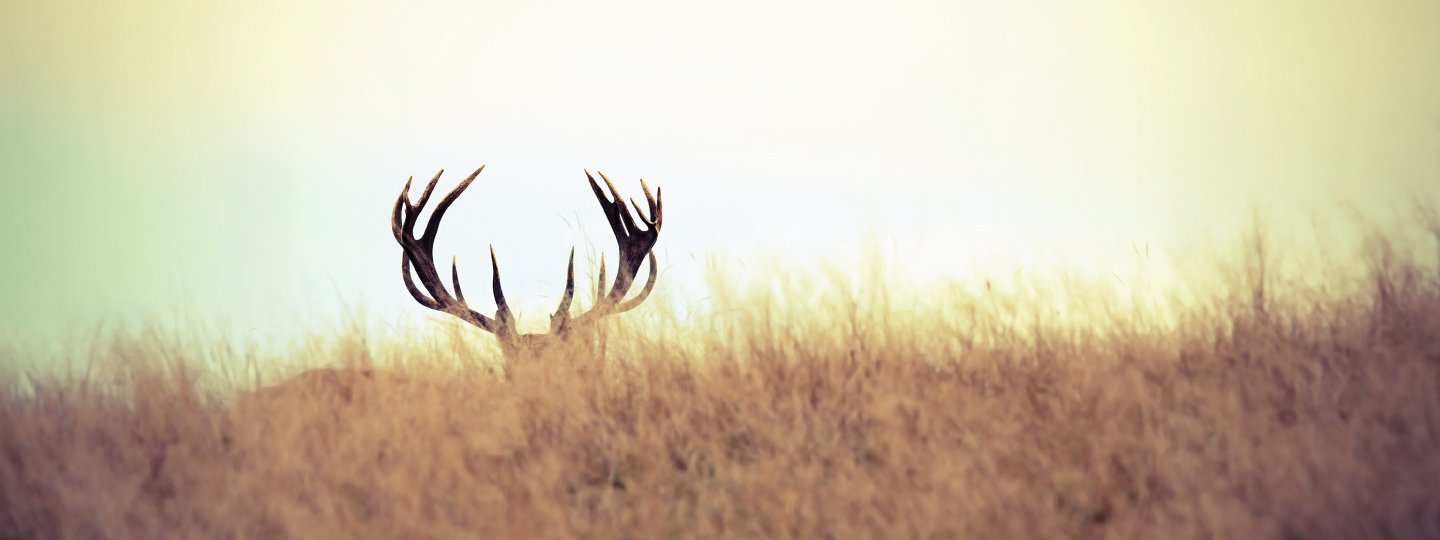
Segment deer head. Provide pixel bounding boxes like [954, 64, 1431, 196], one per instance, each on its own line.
[391, 166, 663, 359]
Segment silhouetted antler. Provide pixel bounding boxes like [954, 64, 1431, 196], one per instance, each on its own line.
[566, 170, 663, 327]
[391, 166, 663, 356]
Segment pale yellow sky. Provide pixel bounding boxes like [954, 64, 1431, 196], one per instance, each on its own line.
[2, 1, 1438, 344]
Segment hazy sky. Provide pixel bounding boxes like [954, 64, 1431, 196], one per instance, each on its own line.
[3, 1, 1438, 344]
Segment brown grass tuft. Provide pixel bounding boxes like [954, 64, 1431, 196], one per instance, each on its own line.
[3, 219, 1440, 539]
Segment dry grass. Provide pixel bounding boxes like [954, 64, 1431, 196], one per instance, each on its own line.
[3, 223, 1440, 539]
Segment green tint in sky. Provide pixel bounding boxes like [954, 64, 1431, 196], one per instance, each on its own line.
[2, 1, 1439, 343]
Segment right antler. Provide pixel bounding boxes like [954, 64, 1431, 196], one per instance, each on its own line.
[561, 170, 664, 329]
[391, 166, 663, 354]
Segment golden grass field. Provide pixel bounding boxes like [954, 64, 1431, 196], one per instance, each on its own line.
[3, 221, 1440, 539]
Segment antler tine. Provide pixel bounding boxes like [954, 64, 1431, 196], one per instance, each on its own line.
[596, 252, 607, 306]
[489, 245, 515, 333]
[638, 179, 659, 228]
[405, 169, 444, 236]
[391, 179, 410, 244]
[597, 171, 641, 236]
[413, 170, 442, 210]
[450, 256, 466, 303]
[549, 248, 577, 334]
[555, 248, 576, 315]
[629, 198, 655, 228]
[585, 170, 624, 237]
[419, 166, 485, 250]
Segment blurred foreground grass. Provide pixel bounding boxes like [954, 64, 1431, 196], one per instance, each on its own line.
[2, 218, 1439, 539]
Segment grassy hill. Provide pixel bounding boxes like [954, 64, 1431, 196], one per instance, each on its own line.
[3, 223, 1439, 539]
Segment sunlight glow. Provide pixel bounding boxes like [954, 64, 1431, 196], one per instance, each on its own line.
[1, 0, 1437, 347]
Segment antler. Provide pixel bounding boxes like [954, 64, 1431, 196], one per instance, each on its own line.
[391, 166, 663, 352]
[391, 166, 520, 338]
[564, 170, 664, 327]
